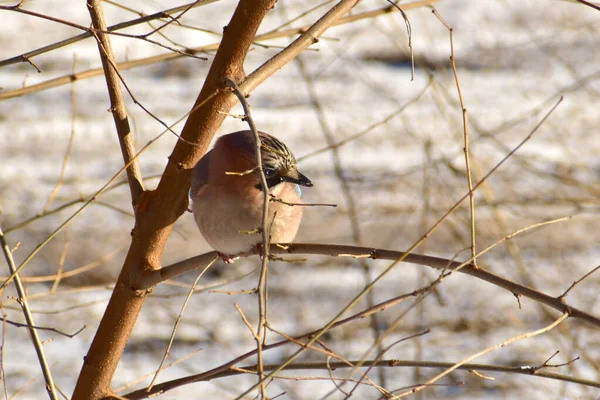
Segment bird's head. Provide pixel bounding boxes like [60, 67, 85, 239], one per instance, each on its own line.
[256, 133, 313, 190]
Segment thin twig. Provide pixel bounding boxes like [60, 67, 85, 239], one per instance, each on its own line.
[391, 312, 570, 398]
[0, 0, 437, 101]
[349, 330, 431, 396]
[0, 1, 215, 68]
[234, 304, 260, 340]
[432, 8, 477, 265]
[90, 28, 201, 147]
[1, 90, 219, 290]
[124, 353, 600, 399]
[148, 218, 590, 328]
[296, 39, 389, 390]
[1, 305, 9, 399]
[87, 0, 144, 204]
[559, 264, 600, 300]
[147, 258, 216, 391]
[385, 0, 414, 80]
[298, 76, 432, 162]
[123, 238, 583, 400]
[4, 175, 162, 234]
[43, 55, 79, 212]
[266, 324, 388, 396]
[0, 1, 210, 67]
[50, 232, 69, 293]
[0, 247, 123, 284]
[224, 78, 270, 399]
[0, 226, 58, 400]
[268, 194, 336, 207]
[0, 317, 85, 338]
[114, 348, 203, 393]
[574, 0, 600, 12]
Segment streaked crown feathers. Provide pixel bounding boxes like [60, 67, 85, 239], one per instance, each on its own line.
[258, 133, 296, 171]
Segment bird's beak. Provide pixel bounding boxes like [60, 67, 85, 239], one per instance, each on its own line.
[283, 169, 313, 187]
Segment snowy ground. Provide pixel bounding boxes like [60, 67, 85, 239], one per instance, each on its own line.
[1, 0, 600, 399]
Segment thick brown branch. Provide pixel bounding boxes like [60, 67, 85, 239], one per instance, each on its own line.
[72, 0, 277, 398]
[139, 252, 219, 289]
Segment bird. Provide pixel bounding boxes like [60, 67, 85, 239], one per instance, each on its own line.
[190, 130, 313, 263]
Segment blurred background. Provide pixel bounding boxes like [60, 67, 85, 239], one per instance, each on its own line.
[1, 0, 600, 398]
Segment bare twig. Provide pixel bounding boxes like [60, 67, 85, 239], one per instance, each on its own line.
[0, 0, 437, 101]
[147, 258, 216, 391]
[134, 95, 566, 398]
[1, 84, 216, 291]
[574, 0, 600, 12]
[298, 76, 433, 162]
[533, 351, 579, 370]
[295, 23, 388, 389]
[559, 264, 600, 300]
[124, 355, 600, 399]
[385, 0, 414, 80]
[0, 226, 57, 400]
[392, 312, 569, 398]
[0, 305, 7, 399]
[3, 176, 146, 234]
[124, 281, 425, 397]
[43, 55, 79, 211]
[87, 0, 144, 204]
[114, 348, 203, 393]
[432, 8, 477, 265]
[0, 1, 213, 67]
[0, 116, 162, 291]
[0, 247, 123, 284]
[268, 194, 336, 207]
[266, 324, 388, 396]
[224, 77, 270, 399]
[234, 304, 260, 340]
[0, 317, 85, 338]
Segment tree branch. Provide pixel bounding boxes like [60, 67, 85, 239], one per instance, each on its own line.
[0, 226, 58, 400]
[87, 0, 144, 204]
[124, 357, 600, 400]
[141, 242, 600, 327]
[0, 0, 215, 68]
[0, 0, 436, 101]
[72, 0, 277, 398]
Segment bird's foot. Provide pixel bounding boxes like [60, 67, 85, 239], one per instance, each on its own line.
[219, 253, 239, 264]
[254, 243, 265, 260]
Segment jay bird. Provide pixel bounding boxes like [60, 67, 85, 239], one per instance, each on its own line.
[191, 130, 313, 263]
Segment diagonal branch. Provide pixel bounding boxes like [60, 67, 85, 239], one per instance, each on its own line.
[393, 312, 569, 398]
[0, 226, 58, 400]
[0, 0, 215, 68]
[0, 0, 437, 101]
[87, 0, 144, 204]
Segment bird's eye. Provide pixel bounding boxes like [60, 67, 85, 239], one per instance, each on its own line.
[263, 167, 277, 177]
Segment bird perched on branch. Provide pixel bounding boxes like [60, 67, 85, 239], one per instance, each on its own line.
[191, 130, 313, 263]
